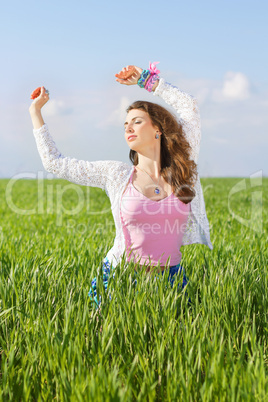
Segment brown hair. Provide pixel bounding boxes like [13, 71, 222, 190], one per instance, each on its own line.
[126, 100, 197, 204]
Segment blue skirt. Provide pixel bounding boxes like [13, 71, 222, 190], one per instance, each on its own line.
[88, 258, 189, 309]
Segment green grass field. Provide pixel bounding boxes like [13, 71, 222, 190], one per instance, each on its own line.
[0, 177, 267, 401]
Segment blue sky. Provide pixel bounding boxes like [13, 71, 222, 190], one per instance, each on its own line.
[1, 0, 267, 177]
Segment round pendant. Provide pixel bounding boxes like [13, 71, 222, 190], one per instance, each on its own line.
[154, 187, 160, 194]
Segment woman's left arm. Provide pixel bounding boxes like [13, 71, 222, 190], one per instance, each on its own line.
[153, 79, 201, 164]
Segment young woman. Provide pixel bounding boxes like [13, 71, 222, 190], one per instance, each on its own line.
[29, 63, 212, 308]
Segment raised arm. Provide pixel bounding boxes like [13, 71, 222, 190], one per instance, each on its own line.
[115, 65, 201, 164]
[29, 86, 48, 130]
[29, 87, 129, 194]
[153, 79, 201, 164]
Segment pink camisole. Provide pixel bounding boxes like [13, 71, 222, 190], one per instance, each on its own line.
[120, 169, 190, 267]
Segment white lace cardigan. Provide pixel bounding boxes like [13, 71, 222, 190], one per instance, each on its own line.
[33, 78, 213, 267]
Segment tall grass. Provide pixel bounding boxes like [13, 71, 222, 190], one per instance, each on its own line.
[0, 177, 267, 401]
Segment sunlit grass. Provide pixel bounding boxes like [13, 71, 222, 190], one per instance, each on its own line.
[0, 177, 267, 401]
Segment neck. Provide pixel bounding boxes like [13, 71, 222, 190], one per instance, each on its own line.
[136, 153, 161, 178]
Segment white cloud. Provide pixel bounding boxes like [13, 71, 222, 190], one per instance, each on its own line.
[169, 72, 250, 103]
[45, 99, 74, 116]
[97, 96, 130, 128]
[222, 72, 250, 100]
[212, 72, 250, 101]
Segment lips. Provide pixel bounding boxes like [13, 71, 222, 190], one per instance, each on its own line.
[128, 135, 137, 141]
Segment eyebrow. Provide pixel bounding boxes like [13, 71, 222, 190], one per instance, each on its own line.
[124, 116, 144, 126]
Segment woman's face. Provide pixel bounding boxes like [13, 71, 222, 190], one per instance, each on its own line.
[124, 109, 159, 152]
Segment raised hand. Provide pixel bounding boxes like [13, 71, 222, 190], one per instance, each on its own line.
[29, 86, 50, 112]
[31, 87, 42, 99]
[29, 86, 50, 129]
[115, 65, 143, 86]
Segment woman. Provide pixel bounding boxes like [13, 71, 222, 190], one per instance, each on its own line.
[29, 63, 212, 308]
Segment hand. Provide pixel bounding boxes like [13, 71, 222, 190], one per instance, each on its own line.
[115, 65, 143, 86]
[29, 86, 50, 113]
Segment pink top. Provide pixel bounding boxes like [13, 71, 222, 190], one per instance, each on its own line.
[120, 169, 190, 267]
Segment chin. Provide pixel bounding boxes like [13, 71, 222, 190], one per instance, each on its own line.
[128, 144, 138, 152]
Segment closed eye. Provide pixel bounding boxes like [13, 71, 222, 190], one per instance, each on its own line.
[124, 116, 144, 127]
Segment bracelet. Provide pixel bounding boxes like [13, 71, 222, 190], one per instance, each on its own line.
[145, 73, 159, 92]
[137, 69, 150, 88]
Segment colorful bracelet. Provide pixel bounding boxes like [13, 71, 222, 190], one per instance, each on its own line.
[149, 61, 160, 75]
[137, 69, 151, 88]
[145, 73, 159, 92]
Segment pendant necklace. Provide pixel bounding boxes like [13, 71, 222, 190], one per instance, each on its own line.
[136, 166, 161, 194]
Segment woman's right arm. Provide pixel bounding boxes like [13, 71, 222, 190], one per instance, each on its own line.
[29, 87, 128, 191]
[29, 86, 48, 129]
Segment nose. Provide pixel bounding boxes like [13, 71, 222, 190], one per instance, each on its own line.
[125, 123, 134, 133]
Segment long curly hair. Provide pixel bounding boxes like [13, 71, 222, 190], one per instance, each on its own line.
[126, 100, 197, 204]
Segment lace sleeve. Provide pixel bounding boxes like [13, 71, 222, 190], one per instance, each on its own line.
[33, 123, 129, 192]
[154, 78, 201, 163]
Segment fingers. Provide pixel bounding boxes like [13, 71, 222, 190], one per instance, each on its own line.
[40, 86, 46, 95]
[116, 75, 138, 85]
[30, 85, 50, 111]
[30, 86, 50, 100]
[115, 78, 129, 85]
[30, 87, 41, 99]
[115, 66, 141, 87]
[41, 86, 49, 98]
[115, 65, 136, 80]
